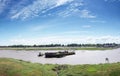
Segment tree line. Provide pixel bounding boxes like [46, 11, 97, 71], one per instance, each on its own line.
[0, 43, 119, 48]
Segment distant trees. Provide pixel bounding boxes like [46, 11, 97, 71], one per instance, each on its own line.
[7, 44, 63, 48]
[5, 43, 120, 48]
[96, 43, 119, 48]
[66, 43, 120, 48]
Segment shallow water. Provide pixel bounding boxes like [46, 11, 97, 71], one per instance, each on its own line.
[0, 48, 120, 65]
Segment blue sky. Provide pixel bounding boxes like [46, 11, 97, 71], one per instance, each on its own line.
[0, 0, 120, 45]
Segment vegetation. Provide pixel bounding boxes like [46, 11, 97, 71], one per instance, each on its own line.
[0, 58, 56, 76]
[0, 43, 119, 50]
[4, 43, 120, 48]
[0, 58, 120, 76]
[0, 47, 114, 50]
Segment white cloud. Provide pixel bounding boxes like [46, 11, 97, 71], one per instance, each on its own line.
[9, 0, 95, 20]
[90, 20, 106, 23]
[0, 0, 96, 20]
[82, 25, 92, 28]
[80, 9, 96, 18]
[58, 2, 82, 17]
[10, 0, 74, 20]
[56, 0, 73, 6]
[0, 0, 5, 13]
[0, 0, 11, 14]
[11, 0, 55, 20]
[58, 2, 96, 19]
[56, 0, 81, 17]
[9, 35, 120, 45]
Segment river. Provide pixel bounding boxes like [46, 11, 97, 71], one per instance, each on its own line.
[0, 48, 120, 65]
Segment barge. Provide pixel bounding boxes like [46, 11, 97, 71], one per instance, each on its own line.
[45, 51, 75, 58]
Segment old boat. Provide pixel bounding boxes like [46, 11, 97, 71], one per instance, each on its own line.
[45, 51, 75, 58]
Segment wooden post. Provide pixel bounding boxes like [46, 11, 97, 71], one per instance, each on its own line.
[105, 58, 109, 63]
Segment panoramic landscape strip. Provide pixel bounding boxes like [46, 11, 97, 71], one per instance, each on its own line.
[0, 0, 120, 76]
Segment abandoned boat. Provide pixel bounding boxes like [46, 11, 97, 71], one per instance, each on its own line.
[45, 51, 75, 58]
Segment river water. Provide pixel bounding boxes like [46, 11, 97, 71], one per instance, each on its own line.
[0, 48, 120, 65]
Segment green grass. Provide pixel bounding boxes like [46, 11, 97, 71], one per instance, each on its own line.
[0, 58, 57, 76]
[58, 63, 120, 76]
[0, 58, 120, 76]
[0, 47, 114, 51]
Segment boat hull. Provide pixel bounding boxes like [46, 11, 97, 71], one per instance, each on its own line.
[45, 51, 75, 58]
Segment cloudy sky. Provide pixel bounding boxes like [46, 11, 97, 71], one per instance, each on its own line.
[0, 0, 120, 45]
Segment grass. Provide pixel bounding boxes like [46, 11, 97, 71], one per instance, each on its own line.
[0, 58, 57, 76]
[0, 47, 114, 51]
[0, 58, 120, 76]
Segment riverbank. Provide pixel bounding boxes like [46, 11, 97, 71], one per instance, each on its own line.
[0, 47, 114, 51]
[0, 58, 120, 76]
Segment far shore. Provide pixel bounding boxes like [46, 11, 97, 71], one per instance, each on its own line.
[0, 47, 116, 51]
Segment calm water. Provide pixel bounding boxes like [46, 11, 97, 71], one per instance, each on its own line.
[0, 48, 120, 65]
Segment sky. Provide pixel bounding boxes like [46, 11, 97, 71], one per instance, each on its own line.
[0, 0, 120, 45]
